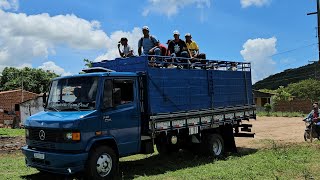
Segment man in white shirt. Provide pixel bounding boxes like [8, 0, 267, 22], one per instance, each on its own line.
[118, 37, 133, 58]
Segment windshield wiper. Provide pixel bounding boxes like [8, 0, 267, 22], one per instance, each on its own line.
[46, 106, 60, 112]
[62, 106, 80, 112]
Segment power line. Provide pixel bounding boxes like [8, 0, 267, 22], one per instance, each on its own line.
[270, 43, 318, 58]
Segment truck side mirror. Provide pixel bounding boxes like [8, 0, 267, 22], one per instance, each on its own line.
[42, 93, 47, 106]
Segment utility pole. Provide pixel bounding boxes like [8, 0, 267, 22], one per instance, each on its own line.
[308, 0, 320, 63]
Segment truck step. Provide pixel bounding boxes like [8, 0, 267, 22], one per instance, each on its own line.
[234, 133, 255, 138]
[141, 136, 152, 141]
[241, 128, 251, 132]
[239, 124, 252, 128]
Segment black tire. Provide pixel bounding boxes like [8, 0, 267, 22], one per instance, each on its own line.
[86, 146, 118, 180]
[205, 134, 224, 157]
[156, 136, 179, 155]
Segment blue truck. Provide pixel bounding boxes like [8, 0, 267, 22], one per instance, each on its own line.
[22, 56, 256, 179]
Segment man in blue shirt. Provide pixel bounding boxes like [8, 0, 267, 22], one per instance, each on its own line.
[138, 26, 160, 57]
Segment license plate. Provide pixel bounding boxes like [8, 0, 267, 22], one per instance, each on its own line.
[34, 153, 45, 160]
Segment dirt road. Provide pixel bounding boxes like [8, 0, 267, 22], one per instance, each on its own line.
[235, 116, 306, 148]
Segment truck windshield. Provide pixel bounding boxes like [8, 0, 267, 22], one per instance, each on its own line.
[46, 77, 99, 111]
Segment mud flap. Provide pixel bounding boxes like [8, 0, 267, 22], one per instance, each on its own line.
[220, 124, 237, 153]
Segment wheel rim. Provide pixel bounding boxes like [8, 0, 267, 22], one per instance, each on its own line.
[96, 153, 112, 177]
[212, 139, 222, 155]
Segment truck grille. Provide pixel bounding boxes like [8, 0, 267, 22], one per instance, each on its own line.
[28, 128, 64, 142]
[28, 140, 56, 150]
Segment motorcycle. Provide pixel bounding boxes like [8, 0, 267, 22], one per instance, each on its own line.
[303, 117, 320, 142]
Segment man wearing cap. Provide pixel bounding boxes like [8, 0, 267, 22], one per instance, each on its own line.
[185, 33, 206, 59]
[118, 37, 133, 58]
[168, 30, 192, 58]
[138, 26, 160, 56]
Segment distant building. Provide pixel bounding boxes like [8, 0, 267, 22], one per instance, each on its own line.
[20, 95, 44, 124]
[0, 89, 38, 126]
[253, 90, 275, 111]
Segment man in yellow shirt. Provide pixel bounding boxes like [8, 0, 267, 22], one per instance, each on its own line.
[185, 33, 206, 59]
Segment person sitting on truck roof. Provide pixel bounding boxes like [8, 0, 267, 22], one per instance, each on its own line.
[167, 30, 192, 58]
[185, 33, 206, 59]
[118, 37, 133, 58]
[138, 26, 160, 57]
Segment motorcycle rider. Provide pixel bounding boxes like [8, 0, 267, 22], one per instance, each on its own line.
[305, 102, 320, 135]
[306, 102, 320, 120]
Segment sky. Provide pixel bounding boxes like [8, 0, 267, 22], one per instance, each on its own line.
[0, 0, 318, 83]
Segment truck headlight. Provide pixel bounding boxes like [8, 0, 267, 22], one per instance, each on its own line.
[65, 132, 72, 140]
[65, 132, 81, 141]
[25, 129, 29, 138]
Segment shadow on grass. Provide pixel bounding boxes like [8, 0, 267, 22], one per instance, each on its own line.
[20, 147, 258, 180]
[120, 147, 258, 180]
[21, 172, 85, 180]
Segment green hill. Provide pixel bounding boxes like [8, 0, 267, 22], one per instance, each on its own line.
[253, 63, 319, 90]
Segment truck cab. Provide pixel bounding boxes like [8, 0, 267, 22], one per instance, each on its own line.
[22, 71, 144, 177]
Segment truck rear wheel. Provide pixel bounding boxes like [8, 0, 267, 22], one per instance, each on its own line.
[205, 134, 224, 157]
[156, 136, 179, 155]
[86, 146, 118, 180]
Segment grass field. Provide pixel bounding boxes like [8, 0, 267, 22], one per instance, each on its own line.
[0, 128, 24, 137]
[1, 141, 320, 180]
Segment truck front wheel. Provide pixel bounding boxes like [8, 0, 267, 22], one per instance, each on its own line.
[86, 146, 118, 180]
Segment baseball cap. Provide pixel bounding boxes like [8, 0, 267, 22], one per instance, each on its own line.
[185, 33, 191, 37]
[173, 30, 180, 35]
[118, 37, 127, 43]
[142, 26, 149, 31]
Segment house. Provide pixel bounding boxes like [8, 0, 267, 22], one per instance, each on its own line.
[20, 95, 44, 124]
[253, 90, 275, 111]
[0, 89, 38, 126]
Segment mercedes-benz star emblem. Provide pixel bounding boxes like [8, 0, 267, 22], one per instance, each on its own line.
[39, 130, 45, 141]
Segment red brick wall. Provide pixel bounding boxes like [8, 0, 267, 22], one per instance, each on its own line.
[273, 99, 312, 114]
[0, 90, 38, 124]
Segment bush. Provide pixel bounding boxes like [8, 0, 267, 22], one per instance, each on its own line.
[256, 111, 306, 117]
[264, 103, 272, 115]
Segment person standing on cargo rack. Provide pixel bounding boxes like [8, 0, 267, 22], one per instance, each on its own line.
[118, 37, 133, 58]
[138, 26, 161, 56]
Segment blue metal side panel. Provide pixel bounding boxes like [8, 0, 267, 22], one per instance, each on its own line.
[211, 71, 253, 108]
[148, 68, 211, 114]
[147, 69, 253, 114]
[92, 56, 148, 72]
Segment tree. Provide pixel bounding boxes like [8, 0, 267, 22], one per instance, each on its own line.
[84, 59, 93, 68]
[285, 79, 320, 102]
[272, 86, 292, 103]
[0, 67, 59, 94]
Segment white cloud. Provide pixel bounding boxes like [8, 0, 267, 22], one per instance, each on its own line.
[38, 61, 71, 76]
[240, 37, 277, 83]
[240, 0, 271, 8]
[143, 0, 211, 17]
[0, 0, 18, 11]
[95, 27, 142, 61]
[0, 9, 109, 72]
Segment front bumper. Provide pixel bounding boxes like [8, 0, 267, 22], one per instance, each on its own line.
[21, 146, 88, 175]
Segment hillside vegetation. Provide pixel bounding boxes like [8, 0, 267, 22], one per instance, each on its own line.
[253, 63, 319, 90]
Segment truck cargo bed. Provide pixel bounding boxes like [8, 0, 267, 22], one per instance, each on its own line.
[93, 56, 254, 115]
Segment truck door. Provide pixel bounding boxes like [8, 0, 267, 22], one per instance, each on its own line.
[101, 78, 141, 155]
